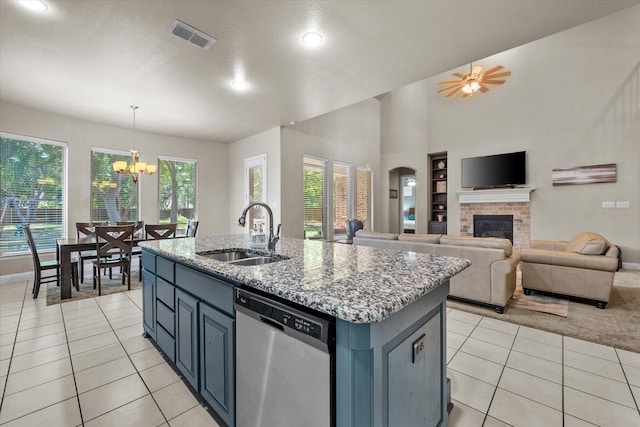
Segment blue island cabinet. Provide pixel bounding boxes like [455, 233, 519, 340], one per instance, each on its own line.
[141, 249, 236, 427]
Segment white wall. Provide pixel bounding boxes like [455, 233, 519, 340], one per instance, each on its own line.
[0, 102, 230, 274]
[281, 99, 381, 239]
[228, 127, 282, 233]
[425, 7, 640, 263]
[379, 80, 430, 233]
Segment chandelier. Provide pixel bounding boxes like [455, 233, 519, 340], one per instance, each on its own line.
[112, 105, 156, 182]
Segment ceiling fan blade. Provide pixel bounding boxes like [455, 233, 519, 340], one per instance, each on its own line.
[472, 66, 482, 75]
[437, 83, 463, 93]
[483, 71, 511, 79]
[452, 73, 465, 79]
[482, 65, 503, 75]
[482, 80, 506, 85]
[445, 86, 464, 97]
[479, 84, 490, 93]
[438, 79, 464, 85]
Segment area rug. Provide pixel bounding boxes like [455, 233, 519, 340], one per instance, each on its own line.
[446, 269, 640, 353]
[507, 271, 568, 317]
[47, 266, 141, 305]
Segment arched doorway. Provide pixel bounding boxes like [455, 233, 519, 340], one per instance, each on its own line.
[388, 167, 416, 234]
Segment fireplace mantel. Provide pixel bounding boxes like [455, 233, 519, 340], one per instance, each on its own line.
[457, 187, 534, 203]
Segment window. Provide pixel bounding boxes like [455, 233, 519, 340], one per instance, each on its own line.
[303, 156, 327, 240]
[1, 132, 67, 255]
[90, 148, 139, 223]
[333, 161, 352, 238]
[244, 154, 267, 231]
[356, 167, 372, 230]
[158, 157, 197, 233]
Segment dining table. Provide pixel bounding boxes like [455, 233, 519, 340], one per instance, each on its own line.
[56, 235, 145, 300]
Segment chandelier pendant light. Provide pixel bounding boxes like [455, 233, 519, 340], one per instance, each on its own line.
[112, 105, 156, 182]
[437, 63, 511, 98]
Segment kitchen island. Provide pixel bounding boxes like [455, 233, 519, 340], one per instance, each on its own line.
[139, 235, 470, 427]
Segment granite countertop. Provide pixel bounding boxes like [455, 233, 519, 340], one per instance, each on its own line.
[139, 235, 471, 323]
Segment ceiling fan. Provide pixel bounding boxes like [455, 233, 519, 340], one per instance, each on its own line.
[437, 64, 511, 98]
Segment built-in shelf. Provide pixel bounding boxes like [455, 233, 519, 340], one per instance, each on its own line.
[429, 152, 447, 234]
[457, 187, 534, 203]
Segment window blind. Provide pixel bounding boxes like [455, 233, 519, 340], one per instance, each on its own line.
[158, 157, 197, 233]
[90, 148, 139, 223]
[1, 133, 67, 254]
[303, 156, 327, 240]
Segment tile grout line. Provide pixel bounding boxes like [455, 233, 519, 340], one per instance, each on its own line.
[60, 292, 87, 427]
[615, 348, 640, 414]
[83, 292, 172, 425]
[0, 281, 29, 418]
[479, 322, 520, 427]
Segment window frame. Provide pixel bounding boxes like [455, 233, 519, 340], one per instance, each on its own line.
[90, 147, 141, 224]
[0, 132, 68, 256]
[303, 155, 328, 240]
[158, 155, 198, 233]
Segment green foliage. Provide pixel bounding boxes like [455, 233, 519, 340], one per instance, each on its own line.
[159, 159, 196, 223]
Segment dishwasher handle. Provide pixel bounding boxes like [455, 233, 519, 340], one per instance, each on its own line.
[260, 315, 285, 331]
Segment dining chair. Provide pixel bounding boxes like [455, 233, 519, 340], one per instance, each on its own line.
[118, 221, 145, 281]
[140, 223, 177, 275]
[186, 220, 199, 237]
[145, 223, 177, 240]
[76, 221, 108, 283]
[24, 225, 79, 299]
[92, 225, 134, 296]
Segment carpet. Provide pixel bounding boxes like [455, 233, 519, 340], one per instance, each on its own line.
[446, 269, 640, 353]
[47, 265, 141, 305]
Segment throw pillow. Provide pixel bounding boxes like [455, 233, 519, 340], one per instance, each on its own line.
[565, 232, 609, 255]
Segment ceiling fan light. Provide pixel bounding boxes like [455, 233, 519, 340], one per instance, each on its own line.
[462, 84, 472, 94]
[470, 81, 480, 92]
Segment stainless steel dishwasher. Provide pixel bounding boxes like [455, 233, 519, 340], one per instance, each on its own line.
[234, 287, 335, 427]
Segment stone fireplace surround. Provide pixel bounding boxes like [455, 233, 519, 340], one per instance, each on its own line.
[458, 188, 533, 252]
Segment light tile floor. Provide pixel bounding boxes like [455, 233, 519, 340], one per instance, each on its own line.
[1, 279, 639, 426]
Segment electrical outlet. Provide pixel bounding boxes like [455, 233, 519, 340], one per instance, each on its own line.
[602, 201, 615, 208]
[616, 201, 630, 208]
[412, 334, 426, 363]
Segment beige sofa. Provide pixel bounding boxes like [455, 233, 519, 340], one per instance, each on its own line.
[353, 230, 521, 313]
[521, 232, 619, 309]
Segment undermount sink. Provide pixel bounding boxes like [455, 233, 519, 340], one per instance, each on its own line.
[196, 248, 289, 266]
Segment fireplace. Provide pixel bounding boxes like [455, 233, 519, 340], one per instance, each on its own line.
[474, 215, 514, 243]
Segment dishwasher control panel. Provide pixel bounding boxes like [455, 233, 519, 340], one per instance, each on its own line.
[235, 288, 327, 342]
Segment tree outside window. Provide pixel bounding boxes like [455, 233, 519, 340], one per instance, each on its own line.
[1, 133, 66, 254]
[158, 157, 196, 232]
[90, 149, 138, 223]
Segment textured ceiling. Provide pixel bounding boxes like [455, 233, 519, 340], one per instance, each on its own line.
[1, 0, 638, 143]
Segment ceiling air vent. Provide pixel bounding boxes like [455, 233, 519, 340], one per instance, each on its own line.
[168, 19, 216, 49]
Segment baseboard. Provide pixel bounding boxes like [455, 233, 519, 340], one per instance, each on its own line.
[622, 262, 640, 270]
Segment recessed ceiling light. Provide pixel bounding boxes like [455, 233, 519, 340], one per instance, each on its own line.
[231, 80, 249, 91]
[302, 32, 323, 47]
[18, 0, 48, 12]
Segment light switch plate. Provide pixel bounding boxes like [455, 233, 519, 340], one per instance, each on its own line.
[602, 201, 615, 208]
[616, 201, 630, 208]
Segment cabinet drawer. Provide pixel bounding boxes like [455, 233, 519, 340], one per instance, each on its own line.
[141, 251, 156, 273]
[157, 278, 175, 309]
[157, 257, 175, 283]
[156, 324, 175, 363]
[157, 300, 175, 337]
[175, 264, 234, 316]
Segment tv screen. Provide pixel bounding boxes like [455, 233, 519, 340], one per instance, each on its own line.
[461, 151, 526, 188]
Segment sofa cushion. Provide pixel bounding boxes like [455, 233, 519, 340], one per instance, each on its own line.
[440, 236, 513, 257]
[565, 232, 609, 255]
[354, 230, 398, 240]
[398, 233, 441, 244]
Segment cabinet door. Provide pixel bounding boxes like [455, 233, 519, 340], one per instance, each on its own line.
[175, 289, 199, 390]
[142, 270, 156, 340]
[199, 303, 235, 427]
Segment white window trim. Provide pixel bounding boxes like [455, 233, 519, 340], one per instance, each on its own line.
[244, 154, 267, 205]
[1, 132, 68, 255]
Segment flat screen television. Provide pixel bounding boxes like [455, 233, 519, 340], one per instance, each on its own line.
[461, 151, 526, 189]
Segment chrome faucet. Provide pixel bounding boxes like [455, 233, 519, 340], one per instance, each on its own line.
[238, 202, 281, 252]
